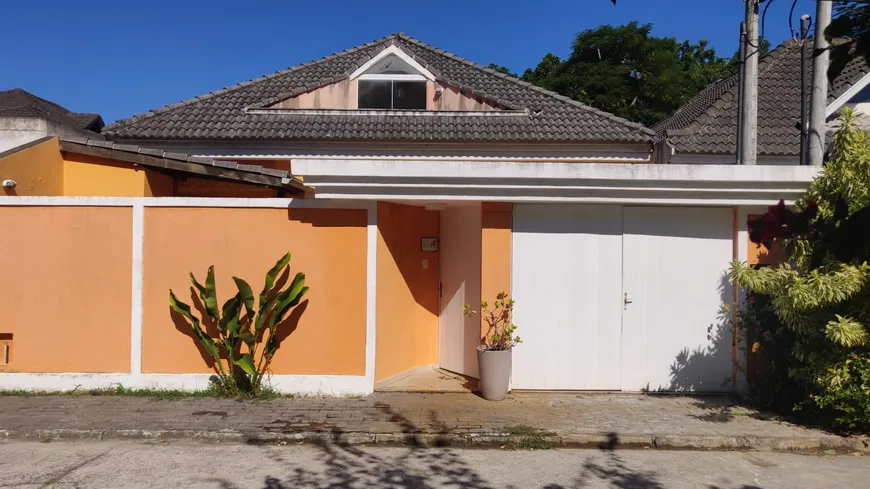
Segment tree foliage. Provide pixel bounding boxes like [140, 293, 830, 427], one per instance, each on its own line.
[828, 0, 870, 81]
[732, 110, 870, 429]
[518, 22, 732, 125]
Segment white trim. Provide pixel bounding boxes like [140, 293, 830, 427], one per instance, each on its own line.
[365, 202, 377, 385]
[244, 108, 528, 118]
[827, 71, 870, 118]
[291, 159, 817, 206]
[349, 45, 435, 81]
[358, 73, 427, 81]
[0, 197, 373, 209]
[130, 203, 144, 375]
[0, 373, 372, 396]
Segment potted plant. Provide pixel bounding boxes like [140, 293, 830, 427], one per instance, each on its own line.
[464, 292, 521, 401]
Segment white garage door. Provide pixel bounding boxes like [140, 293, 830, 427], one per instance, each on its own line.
[511, 205, 624, 390]
[511, 204, 733, 391]
[621, 207, 734, 392]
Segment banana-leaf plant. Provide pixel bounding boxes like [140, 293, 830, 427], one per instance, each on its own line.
[168, 252, 308, 395]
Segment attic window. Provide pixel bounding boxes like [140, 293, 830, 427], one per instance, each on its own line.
[355, 52, 430, 110]
[359, 79, 427, 110]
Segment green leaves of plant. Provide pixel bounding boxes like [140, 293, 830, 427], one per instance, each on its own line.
[169, 290, 223, 373]
[168, 252, 307, 396]
[190, 266, 220, 320]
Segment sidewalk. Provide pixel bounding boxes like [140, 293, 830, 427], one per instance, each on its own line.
[1, 392, 867, 453]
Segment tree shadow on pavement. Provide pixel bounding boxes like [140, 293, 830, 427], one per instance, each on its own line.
[208, 411, 758, 489]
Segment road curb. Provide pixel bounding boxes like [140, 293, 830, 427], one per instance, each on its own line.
[1, 428, 866, 453]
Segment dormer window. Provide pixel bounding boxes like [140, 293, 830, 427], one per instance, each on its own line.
[351, 47, 435, 110]
[358, 78, 427, 110]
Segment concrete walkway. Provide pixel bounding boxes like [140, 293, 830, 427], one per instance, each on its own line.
[0, 392, 867, 452]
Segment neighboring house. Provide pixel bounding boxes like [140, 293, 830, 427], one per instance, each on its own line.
[0, 136, 308, 198]
[0, 33, 818, 395]
[0, 88, 105, 153]
[654, 40, 870, 165]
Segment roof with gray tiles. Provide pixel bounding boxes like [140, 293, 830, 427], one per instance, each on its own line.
[104, 33, 653, 144]
[653, 39, 870, 157]
[0, 88, 104, 134]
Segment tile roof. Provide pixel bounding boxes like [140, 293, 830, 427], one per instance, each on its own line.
[0, 88, 104, 134]
[104, 33, 653, 144]
[654, 39, 870, 157]
[58, 136, 309, 195]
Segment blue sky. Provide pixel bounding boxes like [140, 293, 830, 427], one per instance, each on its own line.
[1, 0, 816, 123]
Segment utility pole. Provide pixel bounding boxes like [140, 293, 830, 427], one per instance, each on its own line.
[736, 23, 746, 165]
[808, 0, 832, 167]
[739, 0, 760, 165]
[800, 14, 811, 166]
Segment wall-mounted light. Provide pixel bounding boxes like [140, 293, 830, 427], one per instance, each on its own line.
[2, 179, 17, 189]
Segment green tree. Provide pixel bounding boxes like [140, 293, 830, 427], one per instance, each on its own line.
[485, 63, 518, 78]
[828, 0, 870, 81]
[520, 53, 562, 85]
[524, 22, 731, 126]
[732, 110, 870, 429]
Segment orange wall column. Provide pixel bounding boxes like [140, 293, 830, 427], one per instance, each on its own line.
[480, 202, 512, 337]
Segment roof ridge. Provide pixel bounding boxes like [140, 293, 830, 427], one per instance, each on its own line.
[104, 34, 402, 132]
[394, 34, 654, 136]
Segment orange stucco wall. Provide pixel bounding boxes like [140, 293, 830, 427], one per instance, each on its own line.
[0, 206, 132, 373]
[174, 177, 278, 198]
[375, 202, 440, 382]
[0, 138, 64, 196]
[480, 202, 512, 337]
[746, 214, 786, 266]
[62, 153, 149, 196]
[141, 207, 368, 375]
[145, 170, 174, 197]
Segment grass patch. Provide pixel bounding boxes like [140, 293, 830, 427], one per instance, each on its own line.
[503, 425, 552, 450]
[0, 385, 298, 400]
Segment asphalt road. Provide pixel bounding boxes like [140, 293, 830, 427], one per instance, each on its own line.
[0, 440, 868, 488]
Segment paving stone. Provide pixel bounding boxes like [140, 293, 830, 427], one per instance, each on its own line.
[0, 392, 865, 452]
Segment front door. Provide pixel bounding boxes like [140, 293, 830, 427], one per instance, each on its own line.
[438, 204, 481, 378]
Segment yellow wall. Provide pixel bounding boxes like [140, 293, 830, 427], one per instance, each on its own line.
[62, 153, 148, 196]
[0, 138, 64, 196]
[480, 202, 512, 337]
[145, 170, 174, 197]
[375, 202, 440, 382]
[141, 207, 368, 375]
[0, 206, 133, 373]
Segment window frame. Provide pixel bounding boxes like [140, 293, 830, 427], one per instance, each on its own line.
[357, 75, 428, 110]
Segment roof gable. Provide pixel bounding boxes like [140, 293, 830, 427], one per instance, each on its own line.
[655, 39, 870, 157]
[104, 33, 653, 144]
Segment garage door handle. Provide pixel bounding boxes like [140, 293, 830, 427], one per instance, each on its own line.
[624, 293, 633, 309]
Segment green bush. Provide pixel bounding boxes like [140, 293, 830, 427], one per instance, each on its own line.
[732, 109, 870, 431]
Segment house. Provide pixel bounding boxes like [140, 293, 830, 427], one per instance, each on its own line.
[0, 136, 308, 198]
[0, 88, 105, 153]
[0, 34, 817, 395]
[654, 39, 870, 165]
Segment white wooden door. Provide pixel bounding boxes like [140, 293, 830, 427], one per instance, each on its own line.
[438, 204, 481, 378]
[621, 207, 734, 392]
[511, 204, 623, 390]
